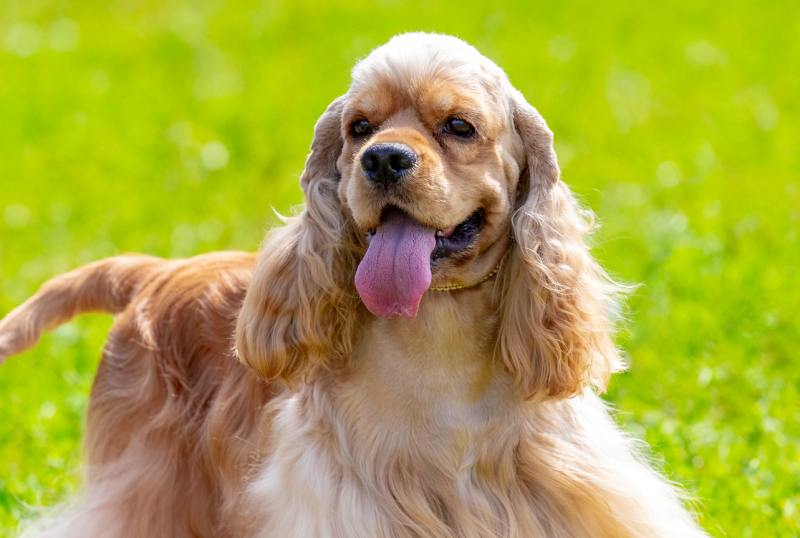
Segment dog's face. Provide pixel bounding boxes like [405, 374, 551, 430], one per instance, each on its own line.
[238, 33, 622, 401]
[336, 34, 526, 318]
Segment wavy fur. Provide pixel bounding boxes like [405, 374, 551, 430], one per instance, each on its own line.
[497, 90, 625, 400]
[236, 97, 363, 383]
[0, 33, 709, 538]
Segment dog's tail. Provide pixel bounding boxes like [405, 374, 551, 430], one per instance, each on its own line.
[0, 255, 167, 364]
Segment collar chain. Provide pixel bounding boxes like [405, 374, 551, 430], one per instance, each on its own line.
[429, 250, 508, 292]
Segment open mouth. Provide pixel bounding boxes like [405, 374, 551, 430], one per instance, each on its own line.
[366, 207, 486, 262]
[431, 208, 485, 262]
[356, 207, 485, 319]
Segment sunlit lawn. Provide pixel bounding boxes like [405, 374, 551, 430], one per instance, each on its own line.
[1, 0, 798, 536]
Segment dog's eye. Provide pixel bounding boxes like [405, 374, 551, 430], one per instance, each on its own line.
[444, 118, 475, 138]
[350, 120, 373, 138]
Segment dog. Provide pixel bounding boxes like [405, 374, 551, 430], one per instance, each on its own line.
[0, 33, 710, 538]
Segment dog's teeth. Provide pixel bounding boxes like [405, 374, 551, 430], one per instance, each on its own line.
[436, 230, 444, 237]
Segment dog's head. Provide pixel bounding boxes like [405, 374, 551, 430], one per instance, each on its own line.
[236, 33, 623, 400]
[338, 35, 523, 319]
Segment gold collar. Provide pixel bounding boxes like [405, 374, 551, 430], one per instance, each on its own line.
[429, 250, 508, 291]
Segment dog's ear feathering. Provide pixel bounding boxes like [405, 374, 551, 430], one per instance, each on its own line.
[236, 96, 361, 383]
[497, 89, 626, 401]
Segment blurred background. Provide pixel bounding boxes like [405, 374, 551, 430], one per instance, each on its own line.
[0, 0, 797, 535]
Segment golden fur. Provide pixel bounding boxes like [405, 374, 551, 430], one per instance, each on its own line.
[0, 33, 709, 537]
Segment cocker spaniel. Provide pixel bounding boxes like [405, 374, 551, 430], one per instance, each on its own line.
[0, 33, 710, 538]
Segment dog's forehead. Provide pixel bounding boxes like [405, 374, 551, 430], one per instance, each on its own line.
[348, 33, 507, 113]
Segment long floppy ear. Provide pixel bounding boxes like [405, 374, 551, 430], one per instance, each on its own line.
[236, 96, 361, 383]
[497, 89, 625, 401]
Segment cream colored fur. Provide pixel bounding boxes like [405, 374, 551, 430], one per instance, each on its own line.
[0, 33, 710, 537]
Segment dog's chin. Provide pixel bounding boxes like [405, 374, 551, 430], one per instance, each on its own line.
[353, 205, 486, 319]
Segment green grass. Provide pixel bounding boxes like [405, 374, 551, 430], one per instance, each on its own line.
[0, 0, 797, 535]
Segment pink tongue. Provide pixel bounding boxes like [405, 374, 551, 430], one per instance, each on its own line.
[355, 211, 436, 319]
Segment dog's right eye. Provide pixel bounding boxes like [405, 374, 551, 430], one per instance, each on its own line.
[350, 120, 373, 138]
[444, 118, 475, 138]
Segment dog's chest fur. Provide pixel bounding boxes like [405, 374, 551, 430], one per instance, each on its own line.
[249, 287, 539, 538]
[241, 283, 706, 538]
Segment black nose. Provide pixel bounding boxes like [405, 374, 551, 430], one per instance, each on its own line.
[360, 143, 417, 186]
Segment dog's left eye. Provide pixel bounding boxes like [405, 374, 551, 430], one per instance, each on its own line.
[444, 118, 475, 138]
[350, 120, 373, 138]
